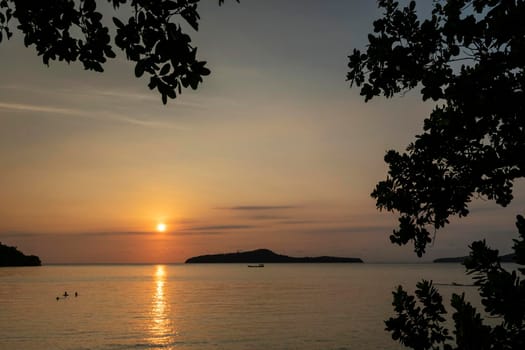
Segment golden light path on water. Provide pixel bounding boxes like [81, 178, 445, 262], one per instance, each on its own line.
[149, 265, 176, 349]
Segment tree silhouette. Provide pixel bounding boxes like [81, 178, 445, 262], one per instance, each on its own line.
[349, 0, 525, 348]
[348, 0, 525, 257]
[0, 0, 238, 104]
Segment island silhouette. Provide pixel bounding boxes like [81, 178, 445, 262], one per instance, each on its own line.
[0, 242, 41, 266]
[185, 248, 363, 264]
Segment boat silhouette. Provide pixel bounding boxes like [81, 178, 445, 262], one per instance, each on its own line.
[247, 264, 264, 268]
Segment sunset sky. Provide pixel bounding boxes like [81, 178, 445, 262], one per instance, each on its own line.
[1, 0, 523, 263]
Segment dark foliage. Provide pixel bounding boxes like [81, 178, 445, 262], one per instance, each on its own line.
[0, 242, 41, 266]
[348, 0, 525, 256]
[0, 0, 238, 104]
[348, 1, 525, 348]
[385, 216, 525, 349]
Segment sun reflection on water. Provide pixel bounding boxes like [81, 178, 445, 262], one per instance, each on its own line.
[149, 265, 175, 349]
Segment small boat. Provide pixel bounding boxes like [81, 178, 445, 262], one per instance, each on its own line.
[248, 264, 264, 268]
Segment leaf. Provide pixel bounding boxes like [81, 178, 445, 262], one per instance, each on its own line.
[91, 12, 102, 22]
[148, 77, 158, 90]
[138, 11, 145, 24]
[134, 61, 145, 78]
[83, 0, 96, 13]
[190, 76, 199, 90]
[92, 62, 104, 72]
[112, 17, 124, 28]
[159, 63, 170, 76]
[181, 10, 199, 31]
[200, 64, 211, 76]
[104, 47, 116, 59]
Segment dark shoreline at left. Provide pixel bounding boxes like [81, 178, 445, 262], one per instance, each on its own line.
[0, 242, 41, 267]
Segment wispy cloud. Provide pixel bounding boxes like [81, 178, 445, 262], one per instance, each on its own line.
[105, 113, 185, 129]
[219, 205, 298, 211]
[0, 101, 186, 130]
[0, 231, 151, 238]
[0, 232, 43, 238]
[78, 89, 159, 102]
[0, 83, 158, 103]
[0, 84, 238, 112]
[0, 101, 85, 116]
[300, 225, 392, 235]
[278, 219, 321, 225]
[175, 231, 236, 236]
[185, 225, 255, 231]
[249, 215, 290, 221]
[1, 226, 257, 239]
[76, 231, 151, 237]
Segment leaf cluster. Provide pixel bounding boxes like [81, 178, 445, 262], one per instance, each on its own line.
[0, 0, 239, 104]
[0, 0, 13, 42]
[386, 215, 525, 349]
[348, 0, 525, 255]
[386, 280, 452, 349]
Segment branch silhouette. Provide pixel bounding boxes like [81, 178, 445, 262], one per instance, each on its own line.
[0, 0, 239, 104]
[349, 1, 525, 348]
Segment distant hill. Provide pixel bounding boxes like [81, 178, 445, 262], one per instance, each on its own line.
[434, 253, 516, 263]
[185, 248, 363, 264]
[0, 242, 41, 266]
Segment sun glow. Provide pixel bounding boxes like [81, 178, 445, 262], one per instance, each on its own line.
[156, 223, 167, 232]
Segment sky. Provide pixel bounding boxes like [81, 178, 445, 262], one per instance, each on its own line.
[1, 0, 523, 263]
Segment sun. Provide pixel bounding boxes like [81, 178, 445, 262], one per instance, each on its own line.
[156, 223, 167, 232]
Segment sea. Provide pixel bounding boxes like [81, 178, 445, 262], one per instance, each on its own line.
[0, 263, 493, 350]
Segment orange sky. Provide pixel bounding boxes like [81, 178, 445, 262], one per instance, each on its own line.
[1, 0, 522, 263]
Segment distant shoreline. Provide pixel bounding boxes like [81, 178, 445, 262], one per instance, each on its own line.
[185, 248, 363, 264]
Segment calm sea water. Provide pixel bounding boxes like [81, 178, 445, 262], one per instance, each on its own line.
[0, 264, 485, 350]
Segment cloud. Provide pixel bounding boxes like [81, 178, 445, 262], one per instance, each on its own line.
[0, 84, 158, 102]
[149, 224, 260, 236]
[219, 205, 298, 211]
[300, 225, 392, 235]
[1, 226, 256, 239]
[0, 101, 186, 130]
[0, 84, 239, 113]
[278, 219, 321, 225]
[0, 231, 151, 238]
[0, 232, 43, 238]
[185, 225, 255, 231]
[248, 215, 290, 221]
[176, 230, 243, 236]
[76, 231, 151, 237]
[0, 101, 85, 116]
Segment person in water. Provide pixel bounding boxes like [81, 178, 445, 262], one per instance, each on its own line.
[63, 291, 68, 297]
